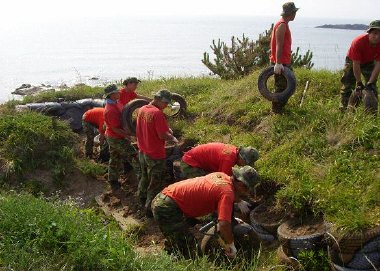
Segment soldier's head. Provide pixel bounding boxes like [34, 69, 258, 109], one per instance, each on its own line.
[281, 2, 299, 21]
[153, 89, 172, 109]
[232, 166, 260, 197]
[237, 146, 259, 166]
[103, 84, 120, 101]
[122, 77, 141, 91]
[367, 20, 380, 45]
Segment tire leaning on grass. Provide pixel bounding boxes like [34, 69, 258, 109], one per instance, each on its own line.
[121, 99, 149, 135]
[165, 93, 187, 117]
[257, 66, 296, 102]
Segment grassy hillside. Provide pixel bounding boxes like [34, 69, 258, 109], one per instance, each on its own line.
[0, 68, 379, 270]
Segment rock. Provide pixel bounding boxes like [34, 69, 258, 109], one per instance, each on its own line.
[109, 196, 121, 208]
[315, 24, 368, 30]
[12, 85, 55, 96]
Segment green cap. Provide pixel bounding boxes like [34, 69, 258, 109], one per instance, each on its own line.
[232, 166, 260, 191]
[123, 77, 141, 85]
[154, 89, 172, 104]
[367, 20, 380, 33]
[281, 2, 299, 16]
[103, 84, 119, 98]
[238, 146, 260, 165]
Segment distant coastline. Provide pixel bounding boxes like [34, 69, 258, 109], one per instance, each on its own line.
[316, 24, 368, 30]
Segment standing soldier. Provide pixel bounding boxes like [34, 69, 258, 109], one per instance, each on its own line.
[340, 20, 380, 112]
[82, 107, 105, 158]
[136, 89, 178, 217]
[270, 2, 299, 113]
[152, 166, 260, 258]
[103, 84, 140, 192]
[118, 77, 151, 108]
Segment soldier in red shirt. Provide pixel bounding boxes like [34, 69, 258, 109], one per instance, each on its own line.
[270, 2, 299, 114]
[82, 107, 105, 158]
[103, 84, 141, 192]
[118, 77, 151, 108]
[340, 20, 380, 112]
[151, 166, 260, 258]
[136, 89, 178, 217]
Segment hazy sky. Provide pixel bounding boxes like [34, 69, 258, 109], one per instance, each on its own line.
[0, 0, 378, 22]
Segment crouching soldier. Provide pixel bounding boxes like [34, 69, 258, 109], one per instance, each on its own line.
[82, 107, 106, 158]
[175, 142, 259, 216]
[152, 166, 260, 258]
[340, 20, 380, 113]
[103, 84, 141, 192]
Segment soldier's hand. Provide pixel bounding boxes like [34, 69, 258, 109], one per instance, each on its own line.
[274, 63, 284, 75]
[355, 81, 364, 97]
[237, 200, 251, 215]
[225, 242, 237, 258]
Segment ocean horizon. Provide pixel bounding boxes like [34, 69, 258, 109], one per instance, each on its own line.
[0, 15, 368, 102]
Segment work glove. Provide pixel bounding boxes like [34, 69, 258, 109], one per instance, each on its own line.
[225, 242, 237, 258]
[237, 200, 251, 215]
[355, 81, 364, 94]
[365, 82, 376, 92]
[274, 63, 284, 75]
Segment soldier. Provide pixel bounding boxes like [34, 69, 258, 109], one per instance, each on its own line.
[270, 2, 299, 113]
[340, 20, 380, 112]
[136, 89, 178, 217]
[103, 84, 141, 192]
[118, 77, 151, 108]
[82, 107, 105, 158]
[152, 166, 260, 258]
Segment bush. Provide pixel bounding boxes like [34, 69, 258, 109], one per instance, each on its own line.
[202, 25, 314, 79]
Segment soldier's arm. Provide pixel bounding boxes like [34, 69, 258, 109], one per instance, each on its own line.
[275, 23, 286, 63]
[218, 220, 234, 244]
[352, 60, 362, 83]
[368, 61, 380, 84]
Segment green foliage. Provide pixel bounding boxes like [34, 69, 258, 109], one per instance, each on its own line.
[297, 250, 330, 271]
[202, 25, 314, 79]
[76, 158, 107, 177]
[0, 111, 77, 180]
[0, 192, 139, 270]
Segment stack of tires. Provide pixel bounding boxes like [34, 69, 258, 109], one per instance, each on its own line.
[329, 226, 380, 271]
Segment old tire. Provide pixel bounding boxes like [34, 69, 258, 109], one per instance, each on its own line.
[329, 226, 380, 266]
[363, 89, 378, 114]
[332, 263, 379, 271]
[250, 201, 287, 236]
[277, 246, 302, 270]
[163, 93, 187, 117]
[121, 99, 149, 135]
[277, 219, 328, 258]
[257, 66, 296, 102]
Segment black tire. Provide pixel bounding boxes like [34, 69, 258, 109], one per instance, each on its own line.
[332, 263, 379, 271]
[250, 201, 287, 236]
[363, 89, 378, 114]
[277, 220, 328, 258]
[347, 251, 380, 270]
[121, 99, 149, 135]
[163, 93, 187, 117]
[257, 66, 296, 102]
[277, 246, 302, 270]
[59, 106, 85, 132]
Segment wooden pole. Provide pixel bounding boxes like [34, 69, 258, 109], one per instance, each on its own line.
[299, 80, 310, 107]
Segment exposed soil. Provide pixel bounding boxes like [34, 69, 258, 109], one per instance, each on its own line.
[280, 216, 327, 237]
[251, 199, 289, 224]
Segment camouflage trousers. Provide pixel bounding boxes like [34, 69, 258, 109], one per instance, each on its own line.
[106, 137, 141, 188]
[272, 64, 293, 113]
[82, 120, 97, 157]
[173, 160, 207, 180]
[340, 58, 378, 109]
[151, 193, 199, 258]
[138, 152, 167, 210]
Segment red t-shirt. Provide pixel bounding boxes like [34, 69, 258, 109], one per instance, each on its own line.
[104, 102, 124, 139]
[182, 143, 238, 175]
[118, 87, 138, 107]
[83, 107, 105, 134]
[163, 172, 235, 222]
[270, 18, 292, 65]
[347, 34, 380, 64]
[136, 104, 169, 159]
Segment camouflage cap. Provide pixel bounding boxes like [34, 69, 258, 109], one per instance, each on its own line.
[123, 77, 141, 85]
[154, 89, 172, 104]
[103, 84, 119, 98]
[238, 146, 260, 165]
[232, 166, 260, 191]
[281, 2, 299, 16]
[367, 20, 380, 33]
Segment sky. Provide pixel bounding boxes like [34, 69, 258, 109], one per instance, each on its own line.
[0, 0, 378, 23]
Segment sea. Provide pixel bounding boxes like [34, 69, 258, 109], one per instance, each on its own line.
[0, 15, 368, 102]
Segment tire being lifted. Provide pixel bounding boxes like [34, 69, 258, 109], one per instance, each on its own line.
[121, 93, 187, 135]
[257, 66, 296, 102]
